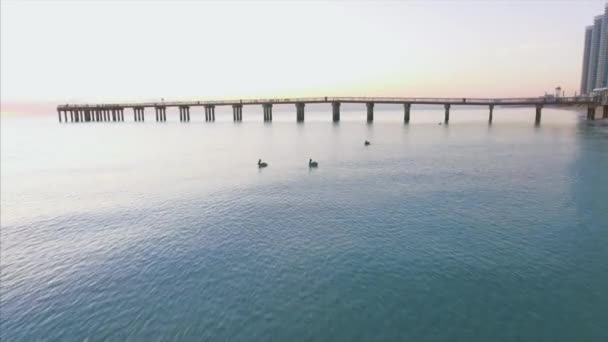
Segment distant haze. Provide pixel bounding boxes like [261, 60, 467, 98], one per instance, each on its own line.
[0, 0, 605, 107]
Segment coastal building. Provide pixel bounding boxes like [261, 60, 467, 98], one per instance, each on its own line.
[596, 6, 608, 89]
[581, 5, 608, 94]
[581, 27, 593, 95]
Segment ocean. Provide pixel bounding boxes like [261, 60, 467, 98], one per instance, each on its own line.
[1, 105, 607, 341]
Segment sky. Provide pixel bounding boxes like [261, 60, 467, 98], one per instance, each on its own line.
[1, 0, 607, 107]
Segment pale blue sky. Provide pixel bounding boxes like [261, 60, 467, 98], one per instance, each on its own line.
[1, 0, 606, 103]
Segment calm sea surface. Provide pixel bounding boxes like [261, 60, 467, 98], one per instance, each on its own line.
[1, 105, 607, 341]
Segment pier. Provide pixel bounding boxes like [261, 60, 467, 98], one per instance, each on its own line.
[56, 96, 607, 124]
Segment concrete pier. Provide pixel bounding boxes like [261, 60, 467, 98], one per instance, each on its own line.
[205, 105, 215, 122]
[263, 103, 273, 122]
[535, 105, 543, 125]
[332, 102, 340, 122]
[587, 106, 595, 120]
[296, 103, 305, 122]
[366, 102, 374, 123]
[58, 95, 603, 125]
[403, 103, 411, 124]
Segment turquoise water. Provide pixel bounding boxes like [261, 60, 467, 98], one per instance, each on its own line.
[1, 106, 607, 341]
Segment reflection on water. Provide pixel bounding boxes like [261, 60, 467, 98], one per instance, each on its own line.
[1, 108, 607, 341]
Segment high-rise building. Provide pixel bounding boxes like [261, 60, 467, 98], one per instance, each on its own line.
[581, 26, 593, 95]
[580, 5, 608, 94]
[596, 5, 608, 89]
[586, 15, 603, 92]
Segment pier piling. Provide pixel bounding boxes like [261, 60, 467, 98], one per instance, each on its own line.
[366, 102, 374, 123]
[444, 104, 451, 124]
[204, 105, 215, 122]
[404, 103, 411, 124]
[332, 102, 341, 122]
[587, 106, 595, 120]
[489, 104, 494, 124]
[263, 104, 273, 122]
[296, 103, 305, 122]
[535, 105, 543, 125]
[233, 104, 243, 122]
[604, 105, 608, 119]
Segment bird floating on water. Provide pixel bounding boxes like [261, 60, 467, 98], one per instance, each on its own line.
[309, 159, 318, 168]
[258, 159, 268, 168]
[364, 140, 371, 146]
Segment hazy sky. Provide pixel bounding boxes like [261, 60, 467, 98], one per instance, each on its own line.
[1, 0, 606, 103]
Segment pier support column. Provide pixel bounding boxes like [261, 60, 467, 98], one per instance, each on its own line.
[444, 104, 450, 124]
[155, 107, 159, 122]
[112, 109, 116, 122]
[64, 110, 68, 122]
[233, 104, 243, 122]
[263, 104, 272, 122]
[587, 106, 595, 120]
[404, 103, 411, 124]
[162, 107, 166, 122]
[180, 106, 189, 122]
[134, 108, 139, 122]
[76, 110, 81, 123]
[296, 103, 305, 122]
[535, 104, 542, 125]
[121, 108, 125, 121]
[489, 104, 494, 124]
[366, 102, 374, 123]
[205, 105, 215, 122]
[57, 109, 62, 123]
[332, 102, 341, 122]
[603, 105, 608, 119]
[70, 110, 74, 122]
